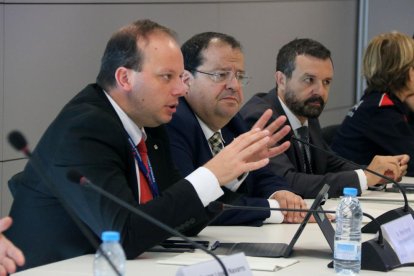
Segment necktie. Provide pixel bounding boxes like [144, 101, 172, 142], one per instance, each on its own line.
[137, 140, 153, 204]
[208, 132, 224, 156]
[297, 126, 313, 174]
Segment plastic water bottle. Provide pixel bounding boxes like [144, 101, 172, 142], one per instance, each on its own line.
[94, 231, 126, 276]
[334, 187, 362, 275]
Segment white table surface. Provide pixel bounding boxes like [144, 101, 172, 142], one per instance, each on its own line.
[12, 191, 414, 275]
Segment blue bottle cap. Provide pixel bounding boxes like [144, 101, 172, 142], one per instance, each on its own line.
[343, 187, 358, 197]
[101, 231, 120, 242]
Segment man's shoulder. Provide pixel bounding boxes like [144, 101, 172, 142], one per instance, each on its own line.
[58, 85, 115, 123]
[244, 89, 276, 107]
[240, 89, 278, 118]
[167, 98, 199, 131]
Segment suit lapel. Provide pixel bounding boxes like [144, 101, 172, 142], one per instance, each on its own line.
[271, 94, 306, 172]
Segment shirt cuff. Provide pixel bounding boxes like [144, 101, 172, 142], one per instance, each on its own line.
[355, 169, 368, 193]
[263, 199, 284, 224]
[224, 172, 248, 192]
[185, 167, 224, 207]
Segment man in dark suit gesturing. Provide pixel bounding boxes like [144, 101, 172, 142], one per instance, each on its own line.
[5, 20, 290, 270]
[240, 38, 409, 198]
[166, 32, 307, 226]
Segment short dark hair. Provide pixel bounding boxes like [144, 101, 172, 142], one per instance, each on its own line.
[181, 32, 242, 73]
[96, 19, 177, 91]
[276, 38, 332, 78]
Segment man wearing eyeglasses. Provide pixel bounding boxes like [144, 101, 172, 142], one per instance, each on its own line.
[166, 32, 308, 226]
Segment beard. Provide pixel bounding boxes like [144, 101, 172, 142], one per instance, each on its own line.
[284, 88, 325, 118]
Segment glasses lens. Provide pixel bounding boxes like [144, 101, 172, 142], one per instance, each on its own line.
[236, 72, 250, 86]
[213, 72, 230, 83]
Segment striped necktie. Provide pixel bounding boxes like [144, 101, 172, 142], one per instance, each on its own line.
[208, 132, 224, 155]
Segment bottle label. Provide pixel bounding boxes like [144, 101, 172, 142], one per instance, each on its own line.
[334, 241, 361, 261]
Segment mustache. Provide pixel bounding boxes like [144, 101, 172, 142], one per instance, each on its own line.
[304, 96, 324, 106]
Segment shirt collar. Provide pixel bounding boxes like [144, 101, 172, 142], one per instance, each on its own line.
[104, 91, 146, 145]
[196, 115, 225, 143]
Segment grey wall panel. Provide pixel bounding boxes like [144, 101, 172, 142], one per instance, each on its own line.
[1, 1, 358, 215]
[3, 3, 218, 155]
[217, 1, 358, 127]
[3, 0, 347, 3]
[368, 0, 414, 39]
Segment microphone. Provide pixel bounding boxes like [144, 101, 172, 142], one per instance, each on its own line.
[7, 131, 122, 276]
[0, 157, 28, 163]
[208, 201, 335, 215]
[66, 169, 229, 276]
[291, 136, 414, 234]
[211, 201, 406, 272]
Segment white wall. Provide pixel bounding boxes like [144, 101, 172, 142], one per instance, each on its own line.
[1, 0, 360, 216]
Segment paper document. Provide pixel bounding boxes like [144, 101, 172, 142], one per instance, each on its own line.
[157, 252, 299, 272]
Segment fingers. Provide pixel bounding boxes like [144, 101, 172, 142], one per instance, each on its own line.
[6, 244, 25, 267]
[0, 265, 6, 276]
[233, 131, 271, 171]
[366, 155, 406, 185]
[206, 128, 272, 185]
[251, 109, 273, 130]
[250, 110, 290, 148]
[0, 218, 25, 273]
[0, 236, 25, 274]
[396, 154, 410, 165]
[0, 257, 18, 275]
[264, 116, 288, 138]
[0, 218, 12, 233]
[268, 125, 291, 147]
[274, 191, 304, 223]
[268, 141, 290, 158]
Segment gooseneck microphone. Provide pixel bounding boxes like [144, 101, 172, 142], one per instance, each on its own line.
[209, 202, 384, 245]
[291, 136, 414, 233]
[66, 170, 229, 276]
[8, 131, 122, 276]
[211, 201, 406, 272]
[0, 157, 27, 163]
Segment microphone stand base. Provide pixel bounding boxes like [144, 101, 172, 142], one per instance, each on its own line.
[360, 239, 401, 271]
[327, 239, 401, 272]
[361, 206, 414, 233]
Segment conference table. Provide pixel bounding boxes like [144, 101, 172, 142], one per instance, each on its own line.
[12, 184, 414, 276]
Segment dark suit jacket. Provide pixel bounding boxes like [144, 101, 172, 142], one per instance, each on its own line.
[240, 89, 360, 198]
[5, 84, 213, 270]
[166, 98, 292, 226]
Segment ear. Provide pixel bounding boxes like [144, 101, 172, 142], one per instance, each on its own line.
[114, 67, 133, 91]
[182, 70, 194, 87]
[275, 71, 286, 90]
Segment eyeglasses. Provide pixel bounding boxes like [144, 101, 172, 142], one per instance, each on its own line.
[193, 69, 250, 86]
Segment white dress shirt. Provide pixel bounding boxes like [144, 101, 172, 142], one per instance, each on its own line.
[104, 92, 224, 206]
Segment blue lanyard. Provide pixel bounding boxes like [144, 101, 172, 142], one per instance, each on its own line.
[128, 137, 159, 198]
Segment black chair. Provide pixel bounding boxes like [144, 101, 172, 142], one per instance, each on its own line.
[321, 124, 340, 146]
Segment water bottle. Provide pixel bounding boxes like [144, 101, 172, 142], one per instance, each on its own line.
[334, 187, 362, 275]
[94, 231, 126, 276]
